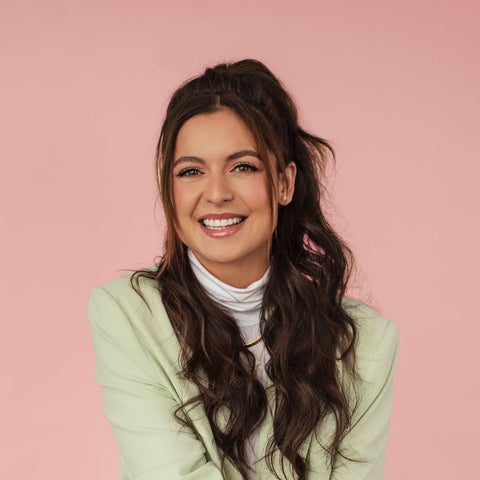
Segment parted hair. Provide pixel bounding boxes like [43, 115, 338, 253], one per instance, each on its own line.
[130, 59, 362, 480]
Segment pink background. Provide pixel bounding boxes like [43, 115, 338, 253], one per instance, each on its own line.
[2, 0, 479, 478]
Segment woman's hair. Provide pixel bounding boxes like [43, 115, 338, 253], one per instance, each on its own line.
[130, 59, 362, 480]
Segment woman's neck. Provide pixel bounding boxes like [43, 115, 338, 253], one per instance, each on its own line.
[187, 248, 270, 317]
[186, 248, 270, 288]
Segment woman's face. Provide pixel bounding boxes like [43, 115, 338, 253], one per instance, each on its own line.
[171, 108, 295, 288]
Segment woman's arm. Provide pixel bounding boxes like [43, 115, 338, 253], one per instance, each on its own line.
[329, 317, 399, 480]
[86, 286, 224, 480]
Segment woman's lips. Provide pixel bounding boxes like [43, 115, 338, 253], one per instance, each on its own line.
[199, 217, 247, 238]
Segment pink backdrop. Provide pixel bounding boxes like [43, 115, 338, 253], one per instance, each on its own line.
[2, 0, 479, 478]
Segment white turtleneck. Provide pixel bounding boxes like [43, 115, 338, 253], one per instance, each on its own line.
[187, 248, 270, 479]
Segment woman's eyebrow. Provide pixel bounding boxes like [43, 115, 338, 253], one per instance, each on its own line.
[173, 150, 262, 167]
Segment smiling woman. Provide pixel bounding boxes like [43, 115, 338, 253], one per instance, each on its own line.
[86, 59, 399, 480]
[172, 109, 296, 288]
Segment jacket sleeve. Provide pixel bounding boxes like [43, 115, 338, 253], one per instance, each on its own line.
[329, 319, 399, 480]
[86, 286, 224, 480]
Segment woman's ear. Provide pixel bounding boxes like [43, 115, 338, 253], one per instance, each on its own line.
[278, 162, 297, 205]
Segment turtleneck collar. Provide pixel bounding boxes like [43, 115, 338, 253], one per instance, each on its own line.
[187, 248, 270, 325]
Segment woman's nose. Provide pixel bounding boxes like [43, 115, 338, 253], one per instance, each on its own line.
[203, 173, 234, 204]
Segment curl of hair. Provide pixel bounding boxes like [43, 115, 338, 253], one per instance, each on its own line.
[129, 59, 364, 480]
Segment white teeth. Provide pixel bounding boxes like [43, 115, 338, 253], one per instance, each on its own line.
[201, 216, 244, 229]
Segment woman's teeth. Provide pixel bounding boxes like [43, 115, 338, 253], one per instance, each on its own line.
[201, 217, 244, 229]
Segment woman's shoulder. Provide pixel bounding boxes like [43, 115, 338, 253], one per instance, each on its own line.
[86, 264, 186, 400]
[87, 263, 162, 316]
[325, 297, 399, 469]
[341, 296, 399, 363]
[86, 263, 174, 345]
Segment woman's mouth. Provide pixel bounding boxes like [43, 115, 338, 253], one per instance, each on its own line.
[198, 216, 247, 237]
[200, 216, 246, 230]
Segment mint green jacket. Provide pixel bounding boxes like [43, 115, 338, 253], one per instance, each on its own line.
[86, 266, 399, 480]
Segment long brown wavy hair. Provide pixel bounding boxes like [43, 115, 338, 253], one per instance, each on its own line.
[129, 59, 363, 480]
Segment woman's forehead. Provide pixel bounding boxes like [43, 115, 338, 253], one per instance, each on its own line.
[174, 110, 256, 156]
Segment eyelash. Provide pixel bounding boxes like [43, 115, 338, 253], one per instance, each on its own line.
[176, 162, 259, 177]
[233, 162, 259, 173]
[176, 167, 201, 177]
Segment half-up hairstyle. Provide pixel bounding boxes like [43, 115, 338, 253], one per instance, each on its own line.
[130, 59, 362, 480]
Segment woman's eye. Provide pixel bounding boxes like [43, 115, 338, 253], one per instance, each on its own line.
[233, 163, 259, 173]
[176, 167, 201, 177]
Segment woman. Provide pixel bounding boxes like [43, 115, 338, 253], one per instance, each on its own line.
[87, 59, 399, 480]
